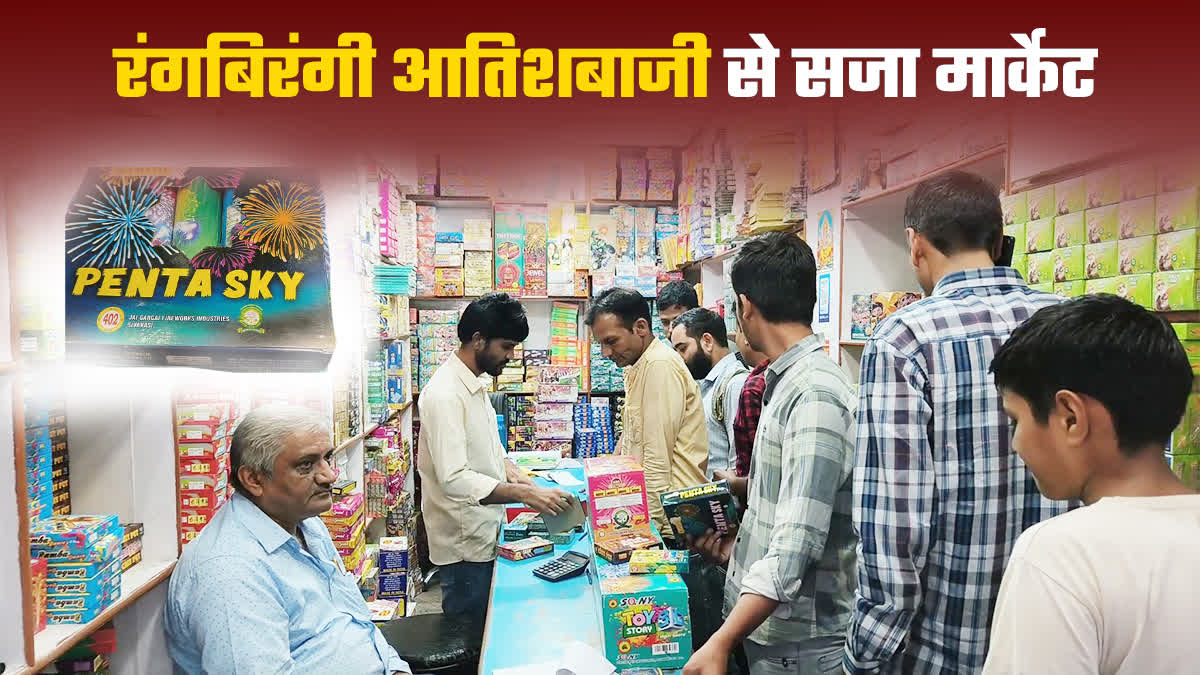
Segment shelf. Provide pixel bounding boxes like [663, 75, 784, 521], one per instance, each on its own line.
[410, 295, 589, 302]
[21, 559, 177, 674]
[334, 409, 401, 454]
[842, 145, 1008, 223]
[589, 199, 677, 208]
[407, 195, 493, 208]
[840, 340, 868, 347]
[1160, 311, 1200, 323]
[677, 221, 805, 273]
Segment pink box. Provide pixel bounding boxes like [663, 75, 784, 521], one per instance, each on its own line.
[584, 455, 652, 542]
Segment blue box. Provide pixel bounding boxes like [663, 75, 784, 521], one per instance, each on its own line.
[31, 517, 120, 559]
[46, 559, 121, 597]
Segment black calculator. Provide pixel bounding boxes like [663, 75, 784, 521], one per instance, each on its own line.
[533, 550, 591, 582]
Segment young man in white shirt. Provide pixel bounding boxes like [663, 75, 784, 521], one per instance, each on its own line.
[418, 293, 572, 618]
[984, 294, 1199, 674]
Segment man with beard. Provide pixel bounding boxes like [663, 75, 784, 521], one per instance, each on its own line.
[669, 308, 749, 478]
[418, 293, 572, 618]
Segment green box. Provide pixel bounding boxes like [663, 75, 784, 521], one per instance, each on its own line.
[1029, 282, 1054, 293]
[1157, 230, 1200, 271]
[595, 566, 692, 670]
[1026, 251, 1056, 285]
[1054, 212, 1086, 248]
[1004, 223, 1025, 251]
[1183, 341, 1200, 366]
[1054, 281, 1087, 298]
[1088, 274, 1153, 308]
[1027, 186, 1055, 221]
[1120, 161, 1156, 201]
[1118, 235, 1157, 275]
[1051, 246, 1085, 282]
[1086, 167, 1121, 208]
[1157, 188, 1200, 233]
[1056, 176, 1087, 215]
[1118, 197, 1156, 239]
[1173, 323, 1200, 341]
[1025, 217, 1055, 253]
[1011, 253, 1028, 280]
[1002, 192, 1029, 226]
[1084, 242, 1118, 279]
[1153, 271, 1198, 311]
[1085, 205, 1119, 243]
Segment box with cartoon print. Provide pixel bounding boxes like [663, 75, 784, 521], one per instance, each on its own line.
[1157, 189, 1199, 233]
[1157, 230, 1200, 271]
[1025, 252, 1056, 285]
[1118, 236, 1156, 275]
[1053, 282, 1086, 298]
[1118, 198, 1156, 240]
[1001, 193, 1028, 226]
[1055, 177, 1086, 215]
[1085, 205, 1119, 243]
[1025, 217, 1055, 253]
[1054, 213, 1086, 248]
[1026, 186, 1055, 221]
[1083, 242, 1117, 279]
[1152, 271, 1198, 311]
[1050, 246, 1084, 282]
[1086, 167, 1121, 208]
[1010, 253, 1028, 280]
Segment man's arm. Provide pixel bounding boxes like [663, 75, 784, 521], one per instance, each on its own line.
[981, 549, 1098, 674]
[183, 557, 297, 674]
[844, 337, 934, 675]
[505, 458, 534, 486]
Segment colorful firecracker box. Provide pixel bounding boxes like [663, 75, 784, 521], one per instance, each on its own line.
[368, 599, 401, 624]
[594, 533, 663, 565]
[31, 557, 48, 632]
[30, 515, 120, 557]
[629, 549, 690, 575]
[661, 480, 740, 542]
[498, 536, 554, 561]
[121, 523, 144, 547]
[585, 455, 652, 543]
[595, 571, 692, 670]
[502, 523, 529, 542]
[378, 537, 409, 573]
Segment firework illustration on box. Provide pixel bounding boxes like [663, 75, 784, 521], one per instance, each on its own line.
[65, 167, 335, 371]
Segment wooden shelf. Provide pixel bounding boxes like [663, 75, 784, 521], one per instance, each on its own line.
[842, 145, 1008, 221]
[677, 221, 805, 273]
[1159, 311, 1200, 323]
[407, 195, 493, 208]
[840, 340, 868, 347]
[19, 559, 177, 674]
[334, 409, 401, 454]
[589, 199, 676, 208]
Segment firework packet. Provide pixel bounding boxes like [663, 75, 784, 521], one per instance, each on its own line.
[65, 167, 335, 372]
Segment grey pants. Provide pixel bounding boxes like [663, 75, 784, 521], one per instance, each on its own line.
[743, 636, 844, 675]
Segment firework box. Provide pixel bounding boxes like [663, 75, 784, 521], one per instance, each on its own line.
[1084, 242, 1118, 279]
[660, 480, 739, 541]
[497, 536, 554, 561]
[629, 549, 690, 575]
[1119, 198, 1156, 239]
[1158, 189, 1200, 233]
[1153, 271, 1198, 311]
[1054, 212, 1085, 248]
[585, 455, 652, 543]
[594, 533, 663, 564]
[593, 567, 691, 670]
[65, 168, 335, 372]
[1026, 185, 1055, 222]
[1025, 217, 1055, 253]
[494, 206, 525, 293]
[1086, 205, 1120, 243]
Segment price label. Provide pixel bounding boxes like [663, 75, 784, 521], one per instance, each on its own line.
[187, 463, 211, 473]
[186, 514, 207, 525]
[185, 497, 210, 507]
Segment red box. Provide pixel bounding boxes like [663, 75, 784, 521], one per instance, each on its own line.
[179, 455, 229, 481]
[177, 436, 230, 460]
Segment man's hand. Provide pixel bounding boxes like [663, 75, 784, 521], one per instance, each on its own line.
[683, 637, 730, 675]
[504, 459, 535, 486]
[687, 526, 738, 566]
[713, 470, 748, 501]
[520, 485, 573, 516]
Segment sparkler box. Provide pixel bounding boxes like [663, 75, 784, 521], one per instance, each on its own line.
[65, 167, 335, 372]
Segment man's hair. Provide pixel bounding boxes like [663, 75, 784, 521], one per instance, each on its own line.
[990, 294, 1193, 454]
[457, 292, 530, 344]
[657, 280, 699, 312]
[729, 232, 816, 325]
[230, 405, 332, 493]
[671, 307, 729, 349]
[904, 170, 1003, 256]
[586, 287, 651, 329]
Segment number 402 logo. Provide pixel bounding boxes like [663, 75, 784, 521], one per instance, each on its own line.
[96, 307, 124, 333]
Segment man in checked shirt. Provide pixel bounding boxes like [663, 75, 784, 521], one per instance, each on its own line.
[685, 232, 859, 675]
[843, 171, 1070, 675]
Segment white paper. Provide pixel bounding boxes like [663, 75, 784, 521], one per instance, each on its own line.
[559, 640, 617, 675]
[548, 471, 584, 486]
[557, 458, 583, 469]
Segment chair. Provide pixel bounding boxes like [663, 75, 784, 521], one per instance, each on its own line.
[378, 613, 484, 674]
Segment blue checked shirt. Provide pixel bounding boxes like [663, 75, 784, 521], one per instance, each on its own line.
[723, 335, 859, 647]
[844, 268, 1071, 675]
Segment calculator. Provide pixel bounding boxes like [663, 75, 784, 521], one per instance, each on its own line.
[533, 550, 591, 582]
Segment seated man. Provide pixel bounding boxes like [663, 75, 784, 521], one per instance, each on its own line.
[165, 406, 410, 675]
[984, 295, 1199, 673]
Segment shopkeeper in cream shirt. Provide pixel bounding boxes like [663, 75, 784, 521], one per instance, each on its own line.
[586, 287, 709, 539]
[418, 293, 571, 618]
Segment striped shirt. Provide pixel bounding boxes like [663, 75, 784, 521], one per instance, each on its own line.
[844, 267, 1071, 675]
[723, 335, 859, 647]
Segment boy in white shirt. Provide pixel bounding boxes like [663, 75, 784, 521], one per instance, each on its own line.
[984, 294, 1200, 675]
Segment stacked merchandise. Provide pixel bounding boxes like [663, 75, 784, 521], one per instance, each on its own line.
[464, 249, 493, 296]
[376, 536, 410, 615]
[434, 232, 465, 297]
[1167, 323, 1200, 488]
[548, 204, 580, 297]
[373, 266, 415, 295]
[743, 134, 797, 234]
[523, 348, 550, 393]
[497, 343, 527, 393]
[534, 367, 580, 457]
[713, 130, 737, 222]
[649, 299, 669, 344]
[589, 339, 623, 393]
[849, 292, 925, 340]
[494, 205, 526, 294]
[613, 206, 637, 290]
[47, 623, 118, 673]
[376, 174, 415, 262]
[1006, 161, 1187, 309]
[679, 137, 716, 264]
[655, 208, 681, 271]
[589, 209, 618, 293]
[524, 208, 549, 297]
[573, 396, 616, 459]
[31, 556, 47, 633]
[366, 349, 388, 422]
[321, 493, 367, 576]
[634, 207, 659, 297]
[416, 308, 461, 391]
[589, 149, 619, 200]
[417, 157, 438, 195]
[120, 522, 144, 572]
[438, 160, 490, 197]
[23, 374, 66, 523]
[647, 147, 676, 201]
[416, 206, 437, 296]
[506, 395, 536, 452]
[31, 515, 123, 624]
[409, 308, 420, 394]
[549, 302, 581, 370]
[385, 340, 411, 413]
[620, 152, 648, 201]
[176, 395, 236, 547]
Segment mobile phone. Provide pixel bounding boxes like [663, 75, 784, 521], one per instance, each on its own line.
[995, 234, 1015, 266]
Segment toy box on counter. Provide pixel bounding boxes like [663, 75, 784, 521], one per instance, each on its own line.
[591, 565, 692, 671]
[64, 167, 335, 372]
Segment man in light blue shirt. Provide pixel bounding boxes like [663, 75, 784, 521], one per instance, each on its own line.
[670, 308, 748, 477]
[166, 406, 410, 675]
